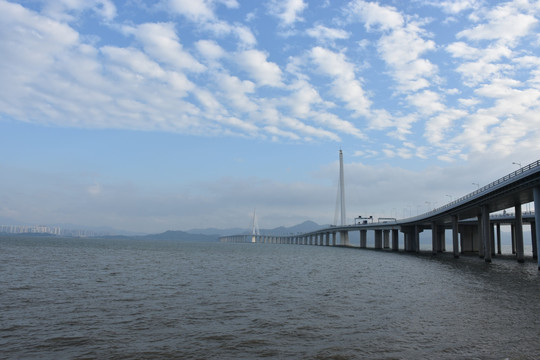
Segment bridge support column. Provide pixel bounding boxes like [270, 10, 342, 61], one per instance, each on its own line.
[496, 223, 502, 255]
[383, 230, 390, 249]
[360, 230, 367, 248]
[325, 232, 329, 246]
[482, 205, 492, 263]
[391, 229, 399, 251]
[374, 230, 383, 249]
[534, 186, 540, 269]
[401, 226, 416, 252]
[340, 231, 349, 246]
[452, 215, 459, 258]
[415, 225, 421, 253]
[515, 204, 524, 263]
[332, 232, 336, 246]
[431, 222, 438, 255]
[531, 222, 537, 260]
[490, 224, 496, 257]
[478, 213, 484, 258]
[511, 224, 516, 254]
[403, 230, 410, 251]
[438, 227, 446, 252]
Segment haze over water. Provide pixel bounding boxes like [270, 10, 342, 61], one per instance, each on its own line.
[2, 236, 540, 359]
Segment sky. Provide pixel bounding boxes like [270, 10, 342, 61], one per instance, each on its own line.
[1, 0, 540, 234]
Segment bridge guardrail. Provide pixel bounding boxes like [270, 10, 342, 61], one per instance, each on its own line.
[417, 159, 540, 219]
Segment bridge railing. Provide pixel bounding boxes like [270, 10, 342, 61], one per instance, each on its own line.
[403, 159, 540, 222]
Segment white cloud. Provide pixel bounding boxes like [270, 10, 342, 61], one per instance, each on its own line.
[446, 41, 480, 60]
[286, 80, 323, 118]
[102, 46, 167, 79]
[348, 0, 404, 31]
[310, 46, 371, 116]
[377, 26, 437, 92]
[216, 0, 239, 9]
[457, 4, 538, 46]
[264, 125, 301, 141]
[432, 0, 480, 14]
[216, 72, 257, 113]
[406, 90, 445, 115]
[306, 25, 350, 41]
[232, 24, 257, 47]
[41, 0, 117, 22]
[313, 112, 365, 139]
[194, 88, 226, 117]
[196, 39, 226, 60]
[129, 22, 205, 73]
[280, 116, 339, 141]
[424, 108, 467, 146]
[348, 1, 437, 93]
[268, 0, 308, 26]
[168, 0, 215, 21]
[236, 49, 284, 87]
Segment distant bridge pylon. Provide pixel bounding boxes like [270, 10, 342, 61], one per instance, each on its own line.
[251, 209, 260, 243]
[333, 150, 349, 245]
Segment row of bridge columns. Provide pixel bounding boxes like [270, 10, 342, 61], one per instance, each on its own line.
[221, 186, 540, 268]
[220, 232, 345, 246]
[222, 218, 535, 256]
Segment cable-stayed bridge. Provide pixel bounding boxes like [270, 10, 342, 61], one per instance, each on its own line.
[220, 155, 540, 269]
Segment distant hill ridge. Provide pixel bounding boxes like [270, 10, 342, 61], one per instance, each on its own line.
[187, 220, 327, 237]
[0, 221, 327, 243]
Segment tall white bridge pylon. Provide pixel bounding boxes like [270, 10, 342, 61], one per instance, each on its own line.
[334, 150, 349, 245]
[251, 209, 260, 243]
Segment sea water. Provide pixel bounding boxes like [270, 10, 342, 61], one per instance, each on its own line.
[1, 236, 540, 359]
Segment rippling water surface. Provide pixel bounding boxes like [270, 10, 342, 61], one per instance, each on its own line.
[1, 236, 540, 359]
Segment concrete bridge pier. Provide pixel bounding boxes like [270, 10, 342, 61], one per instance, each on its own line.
[325, 232, 330, 246]
[515, 204, 524, 263]
[415, 225, 421, 253]
[374, 229, 383, 249]
[511, 224, 516, 254]
[431, 222, 438, 255]
[401, 226, 418, 252]
[531, 222, 537, 260]
[478, 213, 484, 258]
[332, 232, 336, 246]
[340, 231, 350, 246]
[360, 230, 367, 248]
[534, 186, 540, 269]
[391, 229, 399, 251]
[490, 224, 496, 257]
[452, 215, 459, 258]
[383, 230, 390, 249]
[438, 227, 446, 252]
[482, 205, 492, 263]
[496, 223, 502, 255]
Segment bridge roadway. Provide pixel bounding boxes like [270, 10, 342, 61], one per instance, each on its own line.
[220, 160, 540, 269]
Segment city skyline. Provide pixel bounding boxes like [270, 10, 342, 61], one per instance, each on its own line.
[1, 0, 539, 233]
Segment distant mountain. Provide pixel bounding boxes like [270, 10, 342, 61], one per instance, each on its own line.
[186, 227, 246, 236]
[143, 230, 218, 242]
[187, 220, 327, 237]
[263, 220, 328, 235]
